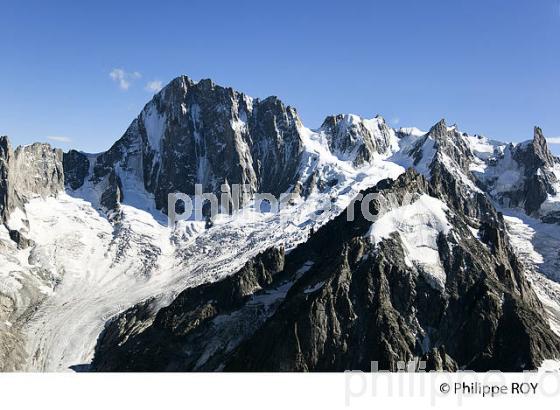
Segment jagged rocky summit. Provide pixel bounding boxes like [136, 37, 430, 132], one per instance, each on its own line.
[2, 75, 560, 372]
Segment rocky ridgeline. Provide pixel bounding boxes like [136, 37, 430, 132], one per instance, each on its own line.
[61, 76, 404, 212]
[2, 75, 560, 371]
[71, 76, 306, 211]
[499, 127, 560, 220]
[0, 136, 63, 239]
[91, 169, 560, 371]
[54, 76, 560, 226]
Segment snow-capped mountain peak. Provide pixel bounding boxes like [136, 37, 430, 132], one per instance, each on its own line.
[2, 75, 560, 372]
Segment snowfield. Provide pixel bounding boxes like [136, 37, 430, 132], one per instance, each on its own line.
[3, 106, 560, 371]
[367, 194, 451, 289]
[11, 135, 406, 371]
[20, 196, 175, 371]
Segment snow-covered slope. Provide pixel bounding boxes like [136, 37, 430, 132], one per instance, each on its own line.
[6, 136, 404, 370]
[502, 210, 560, 335]
[2, 75, 560, 371]
[91, 168, 560, 372]
[367, 194, 451, 289]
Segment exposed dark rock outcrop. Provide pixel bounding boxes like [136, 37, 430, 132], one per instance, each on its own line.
[0, 137, 10, 223]
[63, 150, 89, 190]
[91, 169, 560, 372]
[92, 247, 286, 371]
[99, 170, 123, 210]
[88, 76, 306, 212]
[514, 127, 556, 170]
[8, 229, 34, 249]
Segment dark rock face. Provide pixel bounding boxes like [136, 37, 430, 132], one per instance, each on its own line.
[0, 137, 10, 223]
[223, 172, 558, 372]
[516, 130, 559, 216]
[506, 127, 559, 215]
[99, 170, 123, 210]
[408, 120, 560, 224]
[90, 76, 306, 211]
[428, 119, 476, 174]
[91, 170, 560, 372]
[63, 150, 89, 190]
[423, 119, 494, 222]
[8, 229, 34, 249]
[514, 127, 556, 170]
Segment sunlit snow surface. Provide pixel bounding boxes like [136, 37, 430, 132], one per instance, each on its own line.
[5, 117, 560, 371]
[464, 130, 560, 337]
[11, 126, 405, 371]
[367, 194, 451, 289]
[503, 210, 560, 336]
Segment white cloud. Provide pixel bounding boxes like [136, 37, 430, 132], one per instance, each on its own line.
[109, 68, 142, 90]
[47, 136, 72, 143]
[145, 80, 163, 93]
[547, 137, 560, 145]
[391, 117, 400, 125]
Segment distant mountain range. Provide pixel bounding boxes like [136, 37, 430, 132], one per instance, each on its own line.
[1, 76, 560, 371]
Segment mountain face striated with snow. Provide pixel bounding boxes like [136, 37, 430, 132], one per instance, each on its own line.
[320, 114, 399, 165]
[84, 76, 306, 212]
[474, 127, 560, 223]
[1, 75, 560, 372]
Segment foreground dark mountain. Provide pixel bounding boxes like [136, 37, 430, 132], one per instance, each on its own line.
[92, 169, 560, 371]
[1, 75, 560, 371]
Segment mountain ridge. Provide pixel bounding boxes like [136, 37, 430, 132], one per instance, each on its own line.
[2, 75, 560, 371]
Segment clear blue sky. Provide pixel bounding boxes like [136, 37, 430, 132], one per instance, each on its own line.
[1, 0, 559, 153]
